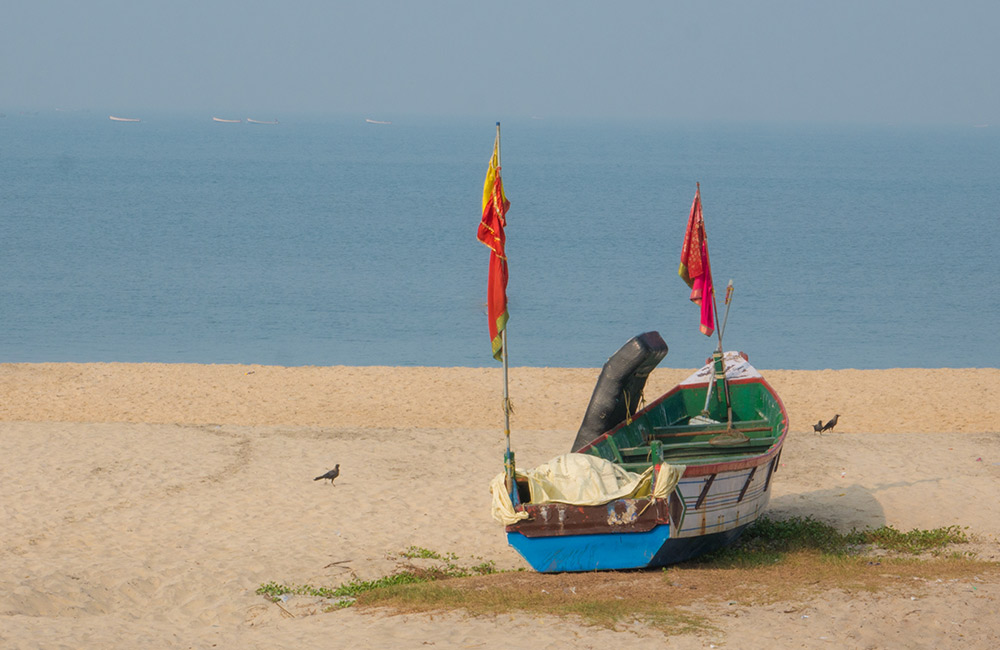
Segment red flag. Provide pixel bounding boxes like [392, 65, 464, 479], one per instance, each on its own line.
[678, 185, 715, 337]
[477, 132, 510, 360]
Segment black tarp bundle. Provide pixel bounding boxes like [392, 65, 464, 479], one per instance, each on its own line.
[571, 332, 668, 453]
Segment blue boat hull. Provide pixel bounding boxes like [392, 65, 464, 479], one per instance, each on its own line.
[507, 523, 749, 573]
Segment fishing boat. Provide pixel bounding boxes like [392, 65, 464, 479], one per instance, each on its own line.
[109, 115, 140, 122]
[477, 144, 772, 572]
[491, 334, 788, 573]
[212, 117, 242, 123]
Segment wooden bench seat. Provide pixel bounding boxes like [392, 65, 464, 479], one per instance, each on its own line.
[614, 435, 777, 465]
[650, 418, 771, 439]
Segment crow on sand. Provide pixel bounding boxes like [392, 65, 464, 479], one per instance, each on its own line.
[820, 415, 840, 432]
[315, 464, 340, 485]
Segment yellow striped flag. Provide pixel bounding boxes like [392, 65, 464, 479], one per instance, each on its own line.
[476, 132, 511, 360]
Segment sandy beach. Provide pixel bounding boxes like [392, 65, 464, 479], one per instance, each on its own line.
[1, 363, 999, 648]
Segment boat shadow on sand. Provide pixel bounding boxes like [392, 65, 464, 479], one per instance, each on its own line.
[769, 485, 887, 532]
[768, 476, 949, 533]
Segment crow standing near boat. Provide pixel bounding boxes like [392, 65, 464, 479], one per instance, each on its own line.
[314, 464, 340, 485]
[813, 420, 824, 433]
[820, 414, 840, 432]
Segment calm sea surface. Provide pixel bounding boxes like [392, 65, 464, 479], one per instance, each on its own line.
[1, 112, 997, 369]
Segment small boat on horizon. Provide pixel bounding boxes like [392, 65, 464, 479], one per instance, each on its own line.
[247, 118, 279, 125]
[212, 117, 242, 123]
[109, 115, 140, 122]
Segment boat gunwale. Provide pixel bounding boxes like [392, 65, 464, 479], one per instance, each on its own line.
[574, 373, 789, 478]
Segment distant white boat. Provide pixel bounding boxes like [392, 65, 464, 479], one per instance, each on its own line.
[213, 117, 242, 123]
[247, 118, 279, 125]
[109, 115, 140, 122]
[365, 118, 391, 125]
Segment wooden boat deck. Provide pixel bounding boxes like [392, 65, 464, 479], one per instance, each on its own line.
[586, 410, 783, 472]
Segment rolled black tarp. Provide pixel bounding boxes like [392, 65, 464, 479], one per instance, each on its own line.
[570, 331, 668, 453]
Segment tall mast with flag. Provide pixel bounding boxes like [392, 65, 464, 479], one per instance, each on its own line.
[477, 122, 516, 493]
[678, 183, 716, 339]
[477, 124, 510, 362]
[679, 184, 739, 432]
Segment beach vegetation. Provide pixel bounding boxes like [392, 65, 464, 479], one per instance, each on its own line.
[398, 545, 459, 561]
[695, 516, 970, 568]
[256, 520, 989, 634]
[256, 549, 500, 611]
[846, 523, 968, 554]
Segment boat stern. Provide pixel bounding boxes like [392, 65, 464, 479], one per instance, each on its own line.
[506, 525, 672, 573]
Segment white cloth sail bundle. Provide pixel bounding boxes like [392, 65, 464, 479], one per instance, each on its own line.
[490, 453, 685, 526]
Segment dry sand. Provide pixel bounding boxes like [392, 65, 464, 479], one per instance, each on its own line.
[1, 363, 998, 648]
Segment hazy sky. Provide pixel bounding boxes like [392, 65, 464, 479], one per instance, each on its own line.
[3, 0, 997, 125]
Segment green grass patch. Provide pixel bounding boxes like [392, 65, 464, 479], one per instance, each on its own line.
[845, 524, 968, 554]
[256, 548, 500, 608]
[256, 522, 986, 634]
[256, 572, 432, 608]
[399, 545, 457, 561]
[697, 516, 970, 568]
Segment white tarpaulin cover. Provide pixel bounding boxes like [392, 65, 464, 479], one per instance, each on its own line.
[680, 350, 760, 386]
[490, 453, 685, 526]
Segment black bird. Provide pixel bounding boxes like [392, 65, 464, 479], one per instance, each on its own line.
[820, 414, 840, 432]
[813, 420, 824, 433]
[315, 464, 340, 485]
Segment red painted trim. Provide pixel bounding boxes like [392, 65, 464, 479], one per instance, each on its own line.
[679, 442, 783, 476]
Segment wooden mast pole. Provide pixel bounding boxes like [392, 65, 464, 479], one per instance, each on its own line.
[697, 185, 730, 426]
[701, 190, 739, 437]
[497, 122, 517, 502]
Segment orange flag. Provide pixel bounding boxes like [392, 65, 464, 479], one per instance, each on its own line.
[678, 184, 715, 337]
[477, 131, 511, 360]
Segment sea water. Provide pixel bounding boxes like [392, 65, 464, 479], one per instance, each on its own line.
[1, 112, 997, 369]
